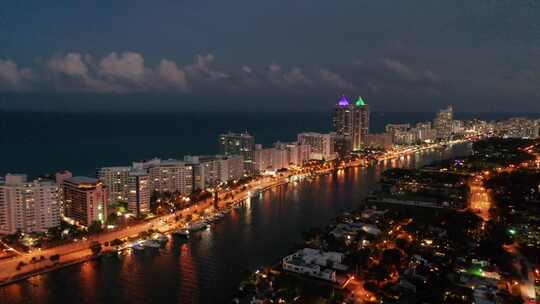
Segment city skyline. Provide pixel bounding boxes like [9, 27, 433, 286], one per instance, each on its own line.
[1, 2, 540, 303]
[1, 1, 540, 113]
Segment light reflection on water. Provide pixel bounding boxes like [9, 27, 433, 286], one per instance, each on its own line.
[0, 143, 471, 304]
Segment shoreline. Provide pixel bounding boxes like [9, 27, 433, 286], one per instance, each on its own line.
[0, 141, 467, 287]
[0, 171, 295, 287]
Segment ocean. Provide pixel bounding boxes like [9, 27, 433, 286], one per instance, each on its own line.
[0, 110, 534, 177]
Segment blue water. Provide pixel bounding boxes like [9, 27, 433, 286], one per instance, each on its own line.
[0, 110, 532, 177]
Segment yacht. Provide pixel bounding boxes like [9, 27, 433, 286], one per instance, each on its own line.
[131, 242, 145, 251]
[142, 239, 161, 248]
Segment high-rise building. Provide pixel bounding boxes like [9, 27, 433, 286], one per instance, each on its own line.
[253, 142, 311, 173]
[219, 132, 255, 173]
[63, 176, 108, 227]
[147, 160, 193, 195]
[97, 166, 151, 217]
[127, 170, 150, 217]
[414, 122, 436, 142]
[97, 167, 131, 203]
[366, 133, 393, 149]
[253, 146, 277, 172]
[274, 142, 311, 167]
[332, 96, 370, 151]
[55, 170, 72, 216]
[354, 96, 370, 149]
[184, 155, 244, 190]
[434, 106, 454, 139]
[0, 174, 61, 234]
[297, 132, 337, 160]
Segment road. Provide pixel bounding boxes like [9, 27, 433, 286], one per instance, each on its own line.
[0, 175, 286, 283]
[468, 174, 491, 222]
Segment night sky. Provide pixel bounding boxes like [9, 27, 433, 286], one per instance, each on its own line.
[1, 0, 539, 112]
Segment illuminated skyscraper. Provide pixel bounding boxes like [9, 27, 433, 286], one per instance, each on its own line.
[219, 132, 255, 173]
[434, 106, 454, 139]
[63, 176, 108, 227]
[332, 95, 370, 151]
[0, 174, 60, 234]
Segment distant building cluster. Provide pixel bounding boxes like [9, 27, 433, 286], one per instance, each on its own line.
[492, 117, 540, 138]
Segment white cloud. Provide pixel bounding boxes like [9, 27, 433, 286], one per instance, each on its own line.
[47, 53, 89, 78]
[0, 59, 32, 89]
[98, 52, 146, 81]
[158, 59, 189, 91]
[185, 53, 228, 81]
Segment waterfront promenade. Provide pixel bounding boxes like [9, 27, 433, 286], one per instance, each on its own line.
[0, 174, 288, 286]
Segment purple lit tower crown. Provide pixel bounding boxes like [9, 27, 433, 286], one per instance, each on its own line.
[338, 95, 350, 106]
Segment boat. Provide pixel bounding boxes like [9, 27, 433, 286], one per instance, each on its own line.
[142, 239, 161, 248]
[131, 242, 145, 251]
[173, 229, 190, 238]
[151, 233, 168, 243]
[187, 221, 209, 232]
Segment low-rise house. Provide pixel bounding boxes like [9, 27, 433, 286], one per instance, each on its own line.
[282, 248, 347, 282]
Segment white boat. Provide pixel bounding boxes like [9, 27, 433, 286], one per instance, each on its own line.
[142, 239, 161, 248]
[132, 242, 145, 251]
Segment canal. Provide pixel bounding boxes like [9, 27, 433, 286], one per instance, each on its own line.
[0, 143, 472, 304]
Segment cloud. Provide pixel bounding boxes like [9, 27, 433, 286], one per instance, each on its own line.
[0, 59, 32, 90]
[0, 51, 441, 99]
[47, 53, 89, 78]
[41, 52, 192, 93]
[319, 69, 357, 91]
[98, 52, 146, 81]
[158, 59, 189, 91]
[381, 58, 417, 82]
[423, 69, 441, 83]
[185, 53, 228, 81]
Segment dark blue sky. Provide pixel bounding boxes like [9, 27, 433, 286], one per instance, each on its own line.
[1, 0, 539, 112]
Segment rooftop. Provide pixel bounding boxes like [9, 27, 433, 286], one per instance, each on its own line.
[338, 95, 350, 106]
[355, 96, 366, 106]
[66, 176, 99, 185]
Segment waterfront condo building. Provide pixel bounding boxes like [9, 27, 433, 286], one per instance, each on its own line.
[218, 132, 255, 173]
[63, 177, 108, 227]
[55, 170, 72, 217]
[273, 142, 311, 167]
[184, 155, 244, 191]
[434, 105, 454, 139]
[147, 160, 193, 195]
[0, 174, 61, 235]
[332, 96, 370, 151]
[253, 142, 311, 173]
[97, 166, 150, 217]
[126, 170, 150, 217]
[297, 132, 337, 161]
[366, 133, 393, 149]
